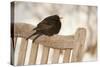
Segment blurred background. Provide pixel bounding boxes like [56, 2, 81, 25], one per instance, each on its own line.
[12, 1, 97, 65]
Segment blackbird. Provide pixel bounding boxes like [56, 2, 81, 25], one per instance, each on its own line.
[26, 15, 62, 42]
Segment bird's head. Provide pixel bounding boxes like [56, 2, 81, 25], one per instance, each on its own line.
[47, 15, 63, 21]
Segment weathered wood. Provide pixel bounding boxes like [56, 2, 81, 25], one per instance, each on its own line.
[71, 28, 86, 62]
[77, 28, 86, 61]
[77, 44, 84, 61]
[71, 46, 79, 62]
[35, 35, 74, 49]
[52, 49, 60, 64]
[28, 42, 39, 65]
[63, 49, 71, 63]
[41, 46, 49, 64]
[13, 23, 86, 65]
[17, 38, 28, 65]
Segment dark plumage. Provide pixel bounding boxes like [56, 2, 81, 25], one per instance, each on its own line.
[26, 15, 61, 42]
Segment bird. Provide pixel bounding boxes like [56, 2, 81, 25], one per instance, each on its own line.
[26, 15, 62, 42]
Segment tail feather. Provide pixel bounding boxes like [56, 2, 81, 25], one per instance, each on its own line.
[26, 32, 37, 40]
[32, 34, 42, 43]
[32, 27, 37, 30]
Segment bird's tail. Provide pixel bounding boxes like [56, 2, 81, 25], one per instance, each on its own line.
[26, 27, 40, 40]
[32, 27, 37, 30]
[32, 34, 42, 43]
[26, 32, 37, 40]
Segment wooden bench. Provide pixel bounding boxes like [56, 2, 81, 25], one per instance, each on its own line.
[11, 23, 86, 66]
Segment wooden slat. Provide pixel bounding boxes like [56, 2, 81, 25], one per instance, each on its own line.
[71, 48, 78, 62]
[17, 38, 28, 65]
[63, 49, 71, 63]
[28, 42, 39, 65]
[77, 44, 84, 61]
[41, 46, 49, 64]
[52, 49, 60, 64]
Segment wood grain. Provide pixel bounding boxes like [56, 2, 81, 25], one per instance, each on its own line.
[63, 49, 71, 63]
[17, 38, 28, 65]
[28, 42, 39, 65]
[41, 46, 49, 64]
[52, 49, 60, 64]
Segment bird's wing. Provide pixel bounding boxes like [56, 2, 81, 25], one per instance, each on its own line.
[32, 20, 49, 30]
[37, 23, 53, 30]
